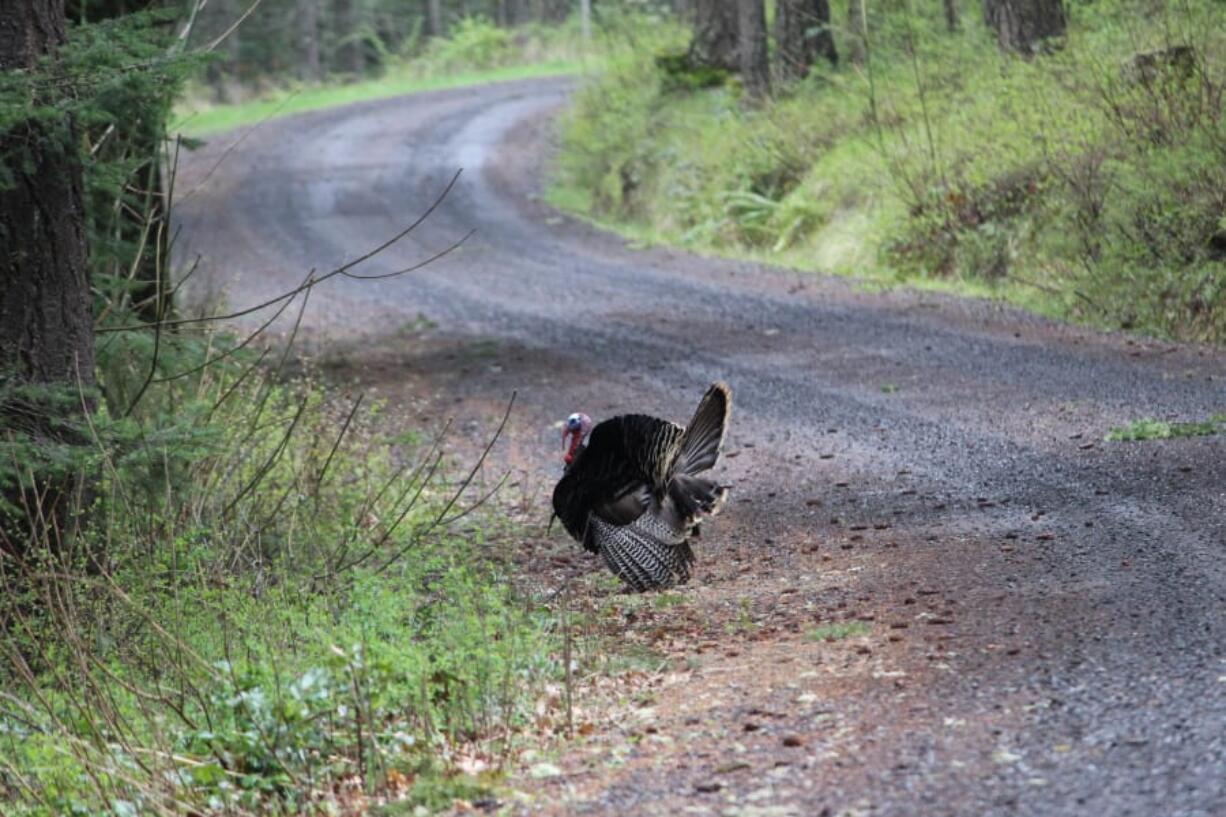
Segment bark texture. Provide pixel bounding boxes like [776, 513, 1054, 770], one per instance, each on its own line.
[687, 0, 740, 71]
[738, 0, 770, 100]
[847, 0, 867, 66]
[984, 0, 1065, 54]
[943, 0, 960, 31]
[775, 0, 837, 81]
[0, 0, 94, 551]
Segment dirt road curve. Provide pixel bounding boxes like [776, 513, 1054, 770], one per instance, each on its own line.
[176, 77, 1225, 816]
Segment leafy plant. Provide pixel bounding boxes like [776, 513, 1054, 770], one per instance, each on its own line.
[1105, 414, 1226, 441]
[806, 621, 871, 641]
[551, 0, 1226, 342]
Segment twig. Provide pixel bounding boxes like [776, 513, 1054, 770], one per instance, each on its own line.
[97, 169, 465, 334]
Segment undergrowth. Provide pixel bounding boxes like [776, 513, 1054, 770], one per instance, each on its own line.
[0, 329, 561, 816]
[550, 0, 1226, 343]
[177, 12, 663, 136]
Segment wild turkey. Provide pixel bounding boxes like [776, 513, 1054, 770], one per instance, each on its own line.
[551, 382, 732, 591]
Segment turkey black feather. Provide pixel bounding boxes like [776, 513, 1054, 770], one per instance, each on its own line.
[552, 382, 732, 591]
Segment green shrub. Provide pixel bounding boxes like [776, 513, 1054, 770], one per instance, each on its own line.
[1, 331, 559, 815]
[419, 17, 516, 73]
[551, 0, 1226, 341]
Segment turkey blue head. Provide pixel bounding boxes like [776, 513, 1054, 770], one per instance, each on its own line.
[561, 412, 593, 465]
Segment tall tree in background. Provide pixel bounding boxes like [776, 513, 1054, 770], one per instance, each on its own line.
[427, 0, 445, 37]
[775, 0, 837, 81]
[943, 0, 960, 31]
[205, 0, 240, 102]
[738, 0, 770, 100]
[534, 0, 570, 23]
[847, 0, 867, 65]
[0, 0, 95, 553]
[334, 0, 365, 75]
[298, 0, 323, 80]
[688, 0, 739, 71]
[983, 0, 1065, 53]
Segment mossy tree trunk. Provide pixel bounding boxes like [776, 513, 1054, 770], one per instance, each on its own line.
[944, 0, 960, 31]
[983, 0, 1065, 54]
[688, 0, 739, 71]
[738, 0, 770, 100]
[847, 0, 867, 65]
[775, 0, 837, 81]
[0, 0, 95, 556]
[298, 0, 323, 80]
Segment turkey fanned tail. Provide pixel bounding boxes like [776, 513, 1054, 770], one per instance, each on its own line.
[673, 382, 731, 477]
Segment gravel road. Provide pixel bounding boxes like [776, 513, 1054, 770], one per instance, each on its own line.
[176, 76, 1226, 816]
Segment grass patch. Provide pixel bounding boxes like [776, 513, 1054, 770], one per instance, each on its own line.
[176, 61, 579, 136]
[806, 621, 872, 641]
[1105, 414, 1226, 441]
[0, 330, 563, 816]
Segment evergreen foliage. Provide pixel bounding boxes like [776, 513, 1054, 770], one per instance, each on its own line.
[1, 7, 585, 814]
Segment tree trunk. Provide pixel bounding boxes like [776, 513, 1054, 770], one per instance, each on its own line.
[298, 0, 322, 80]
[943, 0, 960, 31]
[983, 0, 1065, 54]
[0, 0, 95, 555]
[205, 0, 240, 103]
[687, 0, 739, 71]
[775, 0, 837, 81]
[847, 0, 867, 66]
[426, 0, 444, 37]
[334, 0, 364, 75]
[738, 0, 770, 100]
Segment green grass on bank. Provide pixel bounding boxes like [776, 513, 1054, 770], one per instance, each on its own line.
[0, 328, 565, 816]
[549, 0, 1226, 343]
[175, 10, 677, 137]
[176, 59, 579, 136]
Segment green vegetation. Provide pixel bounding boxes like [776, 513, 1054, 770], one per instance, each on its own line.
[177, 14, 591, 136]
[805, 621, 872, 641]
[3, 12, 590, 813]
[550, 0, 1226, 342]
[1105, 414, 1226, 441]
[1, 329, 562, 815]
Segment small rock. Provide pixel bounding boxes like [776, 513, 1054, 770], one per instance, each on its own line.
[529, 762, 563, 779]
[782, 734, 805, 748]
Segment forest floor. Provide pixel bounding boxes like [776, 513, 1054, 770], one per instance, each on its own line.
[174, 77, 1226, 816]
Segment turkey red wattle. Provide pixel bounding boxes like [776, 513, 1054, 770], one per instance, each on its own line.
[562, 412, 593, 465]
